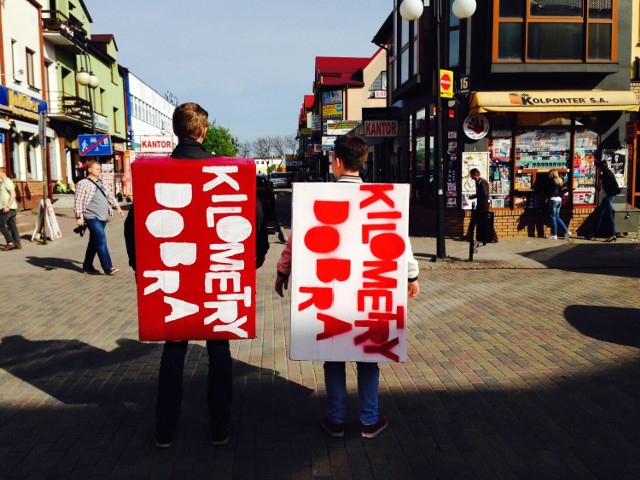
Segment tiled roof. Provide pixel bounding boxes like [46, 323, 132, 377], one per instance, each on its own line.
[315, 56, 371, 87]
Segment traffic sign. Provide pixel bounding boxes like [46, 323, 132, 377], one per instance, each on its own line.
[79, 134, 112, 156]
[440, 69, 454, 99]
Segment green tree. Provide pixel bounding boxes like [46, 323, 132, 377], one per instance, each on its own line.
[202, 121, 237, 157]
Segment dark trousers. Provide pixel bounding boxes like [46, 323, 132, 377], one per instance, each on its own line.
[0, 209, 20, 246]
[466, 208, 498, 243]
[156, 340, 232, 436]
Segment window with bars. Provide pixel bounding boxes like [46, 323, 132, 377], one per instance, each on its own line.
[493, 0, 616, 62]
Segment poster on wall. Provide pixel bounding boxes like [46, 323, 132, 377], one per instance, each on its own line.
[601, 149, 627, 188]
[461, 152, 489, 210]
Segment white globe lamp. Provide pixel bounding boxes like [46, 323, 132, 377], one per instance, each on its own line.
[89, 74, 100, 89]
[399, 0, 424, 21]
[76, 70, 90, 86]
[452, 0, 476, 19]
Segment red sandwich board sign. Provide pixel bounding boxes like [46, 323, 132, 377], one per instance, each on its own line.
[289, 182, 410, 363]
[440, 69, 454, 99]
[132, 156, 257, 341]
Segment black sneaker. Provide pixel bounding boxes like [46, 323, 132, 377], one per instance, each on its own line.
[211, 427, 232, 446]
[361, 415, 388, 439]
[320, 416, 344, 438]
[82, 268, 101, 275]
[154, 430, 173, 448]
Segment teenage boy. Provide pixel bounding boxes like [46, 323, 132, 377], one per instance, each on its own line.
[124, 102, 269, 448]
[274, 134, 420, 439]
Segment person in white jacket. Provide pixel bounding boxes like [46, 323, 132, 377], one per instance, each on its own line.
[275, 134, 419, 439]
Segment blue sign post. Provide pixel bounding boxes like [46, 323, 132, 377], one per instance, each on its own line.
[78, 134, 112, 156]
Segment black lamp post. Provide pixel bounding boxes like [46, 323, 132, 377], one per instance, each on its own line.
[399, 0, 476, 259]
[76, 52, 99, 134]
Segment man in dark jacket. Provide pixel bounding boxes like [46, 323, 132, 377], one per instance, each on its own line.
[464, 168, 497, 244]
[124, 102, 269, 448]
[586, 160, 619, 242]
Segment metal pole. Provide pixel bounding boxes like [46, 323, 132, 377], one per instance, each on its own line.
[39, 110, 48, 245]
[85, 52, 96, 134]
[434, 0, 446, 258]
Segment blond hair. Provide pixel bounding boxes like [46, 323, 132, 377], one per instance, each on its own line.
[549, 169, 563, 187]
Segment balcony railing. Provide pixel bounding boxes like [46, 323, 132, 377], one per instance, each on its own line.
[48, 92, 110, 132]
[42, 10, 87, 47]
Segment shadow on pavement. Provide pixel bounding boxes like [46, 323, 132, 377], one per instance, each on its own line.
[25, 256, 84, 272]
[0, 335, 317, 479]
[0, 333, 638, 478]
[520, 242, 640, 277]
[565, 305, 640, 348]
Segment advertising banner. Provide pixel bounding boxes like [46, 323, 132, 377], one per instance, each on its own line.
[461, 152, 489, 210]
[132, 156, 257, 341]
[289, 183, 410, 363]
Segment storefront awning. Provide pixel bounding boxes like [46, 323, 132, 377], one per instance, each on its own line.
[470, 90, 640, 114]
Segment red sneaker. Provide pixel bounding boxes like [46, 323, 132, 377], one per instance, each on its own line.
[361, 415, 388, 439]
[320, 416, 344, 438]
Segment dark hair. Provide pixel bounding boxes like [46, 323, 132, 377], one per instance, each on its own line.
[469, 168, 480, 176]
[173, 102, 209, 140]
[333, 134, 368, 171]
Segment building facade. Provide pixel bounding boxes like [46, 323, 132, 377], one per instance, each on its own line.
[123, 71, 177, 195]
[387, 0, 638, 238]
[0, 0, 52, 210]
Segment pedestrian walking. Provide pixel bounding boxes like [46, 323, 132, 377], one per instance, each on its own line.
[0, 167, 21, 251]
[73, 160, 123, 274]
[124, 102, 269, 449]
[544, 169, 571, 240]
[274, 134, 420, 439]
[585, 160, 620, 242]
[464, 168, 498, 244]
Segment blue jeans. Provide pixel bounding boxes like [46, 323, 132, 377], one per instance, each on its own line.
[83, 218, 113, 272]
[324, 361, 379, 426]
[548, 198, 568, 236]
[593, 195, 616, 237]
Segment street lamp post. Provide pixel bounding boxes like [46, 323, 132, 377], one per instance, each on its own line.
[76, 53, 100, 134]
[399, 0, 476, 259]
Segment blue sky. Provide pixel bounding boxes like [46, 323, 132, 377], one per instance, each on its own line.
[84, 0, 391, 144]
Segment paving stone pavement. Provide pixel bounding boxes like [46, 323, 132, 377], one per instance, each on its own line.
[0, 205, 639, 479]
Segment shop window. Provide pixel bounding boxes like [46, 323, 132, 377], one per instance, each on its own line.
[493, 0, 616, 62]
[514, 129, 571, 209]
[489, 133, 513, 208]
[11, 133, 21, 179]
[573, 130, 598, 206]
[27, 136, 38, 180]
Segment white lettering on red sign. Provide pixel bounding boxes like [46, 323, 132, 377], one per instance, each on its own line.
[141, 166, 252, 337]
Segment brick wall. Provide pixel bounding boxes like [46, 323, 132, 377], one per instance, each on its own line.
[409, 204, 595, 238]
